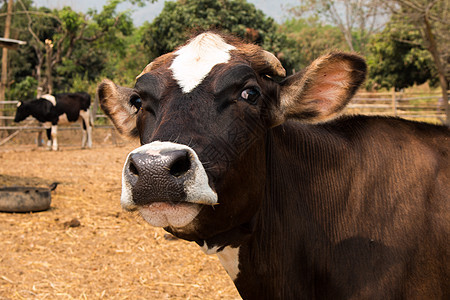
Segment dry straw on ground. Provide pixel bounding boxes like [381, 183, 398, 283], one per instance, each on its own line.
[0, 140, 240, 299]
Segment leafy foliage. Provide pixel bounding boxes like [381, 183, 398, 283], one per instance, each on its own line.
[141, 0, 294, 70]
[367, 17, 437, 90]
[1, 0, 447, 102]
[376, 0, 448, 124]
[278, 18, 349, 71]
[7, 76, 37, 100]
[290, 0, 388, 55]
[99, 26, 149, 86]
[0, 0, 136, 99]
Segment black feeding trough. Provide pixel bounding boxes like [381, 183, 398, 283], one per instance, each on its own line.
[0, 186, 52, 212]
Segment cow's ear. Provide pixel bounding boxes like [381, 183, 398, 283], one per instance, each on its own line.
[275, 52, 366, 125]
[97, 79, 139, 138]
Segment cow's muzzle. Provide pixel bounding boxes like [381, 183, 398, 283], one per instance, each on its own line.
[126, 149, 190, 205]
[120, 141, 217, 228]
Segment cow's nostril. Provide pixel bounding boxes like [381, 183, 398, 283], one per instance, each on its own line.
[169, 151, 191, 177]
[129, 160, 139, 177]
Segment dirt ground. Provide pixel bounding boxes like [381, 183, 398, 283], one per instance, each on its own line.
[0, 129, 240, 299]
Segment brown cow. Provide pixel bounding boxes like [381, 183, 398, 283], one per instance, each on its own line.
[98, 31, 449, 299]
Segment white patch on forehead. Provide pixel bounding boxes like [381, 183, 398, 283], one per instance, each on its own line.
[169, 33, 236, 93]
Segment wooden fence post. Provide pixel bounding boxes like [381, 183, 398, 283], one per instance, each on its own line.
[0, 0, 14, 137]
[391, 88, 397, 116]
[92, 90, 99, 125]
[36, 87, 44, 147]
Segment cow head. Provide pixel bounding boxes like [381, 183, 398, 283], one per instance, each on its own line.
[14, 97, 54, 123]
[98, 31, 366, 241]
[14, 101, 30, 123]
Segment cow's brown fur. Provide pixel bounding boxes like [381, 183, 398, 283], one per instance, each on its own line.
[98, 31, 449, 299]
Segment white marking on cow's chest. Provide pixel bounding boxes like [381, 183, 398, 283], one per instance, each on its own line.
[217, 246, 240, 281]
[169, 33, 236, 94]
[200, 242, 240, 281]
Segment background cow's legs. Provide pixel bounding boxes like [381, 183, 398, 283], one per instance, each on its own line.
[45, 128, 52, 149]
[79, 109, 92, 148]
[51, 125, 58, 151]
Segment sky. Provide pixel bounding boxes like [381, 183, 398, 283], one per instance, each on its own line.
[33, 0, 299, 26]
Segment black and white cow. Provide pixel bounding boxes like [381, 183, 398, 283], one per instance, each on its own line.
[98, 31, 449, 299]
[14, 92, 92, 150]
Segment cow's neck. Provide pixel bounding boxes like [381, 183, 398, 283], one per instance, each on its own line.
[181, 122, 349, 291]
[234, 121, 354, 298]
[188, 136, 268, 281]
[197, 140, 265, 237]
[30, 100, 52, 123]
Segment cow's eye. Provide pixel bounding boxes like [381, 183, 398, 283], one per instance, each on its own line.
[240, 88, 260, 104]
[130, 96, 142, 112]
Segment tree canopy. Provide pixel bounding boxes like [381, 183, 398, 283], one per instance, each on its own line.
[0, 0, 448, 112]
[0, 0, 142, 99]
[278, 17, 348, 71]
[290, 0, 389, 56]
[141, 0, 294, 70]
[367, 16, 437, 90]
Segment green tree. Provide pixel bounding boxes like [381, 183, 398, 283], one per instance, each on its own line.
[30, 1, 134, 94]
[50, 2, 134, 91]
[278, 17, 348, 71]
[291, 0, 388, 55]
[367, 17, 436, 90]
[379, 0, 449, 124]
[8, 75, 37, 100]
[0, 1, 53, 97]
[141, 0, 293, 70]
[99, 25, 149, 86]
[0, 0, 155, 98]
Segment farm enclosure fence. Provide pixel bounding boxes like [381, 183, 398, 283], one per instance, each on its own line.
[344, 90, 449, 124]
[0, 98, 117, 147]
[0, 90, 449, 146]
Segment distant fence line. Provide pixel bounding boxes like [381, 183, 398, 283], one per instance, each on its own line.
[0, 90, 449, 134]
[345, 90, 449, 124]
[0, 99, 111, 129]
[0, 99, 114, 146]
